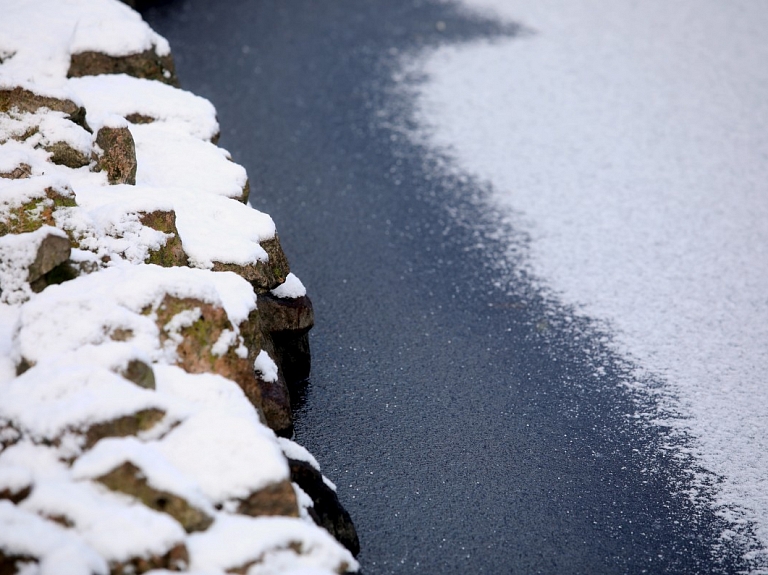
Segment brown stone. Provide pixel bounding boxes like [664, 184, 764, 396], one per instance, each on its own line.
[82, 409, 165, 450]
[0, 163, 31, 179]
[0, 485, 31, 505]
[94, 126, 137, 185]
[0, 87, 90, 131]
[139, 210, 188, 267]
[239, 178, 250, 204]
[235, 479, 299, 518]
[109, 543, 188, 575]
[125, 113, 154, 124]
[0, 550, 38, 575]
[43, 141, 91, 169]
[257, 292, 314, 387]
[97, 461, 212, 533]
[68, 49, 179, 87]
[26, 233, 71, 283]
[120, 359, 156, 389]
[288, 458, 360, 556]
[257, 292, 314, 334]
[153, 296, 252, 385]
[0, 186, 76, 237]
[254, 336, 293, 438]
[211, 235, 290, 293]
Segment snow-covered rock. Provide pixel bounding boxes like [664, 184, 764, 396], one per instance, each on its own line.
[0, 0, 355, 573]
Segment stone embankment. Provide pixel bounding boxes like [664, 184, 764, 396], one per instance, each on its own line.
[0, 1, 358, 573]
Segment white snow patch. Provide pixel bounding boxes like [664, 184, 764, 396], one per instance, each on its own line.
[20, 480, 186, 562]
[187, 514, 357, 574]
[277, 438, 320, 471]
[271, 273, 307, 299]
[405, 0, 768, 565]
[0, 0, 168, 88]
[254, 350, 279, 384]
[0, 500, 108, 575]
[67, 74, 219, 141]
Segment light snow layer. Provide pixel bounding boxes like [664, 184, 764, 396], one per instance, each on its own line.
[406, 0, 768, 565]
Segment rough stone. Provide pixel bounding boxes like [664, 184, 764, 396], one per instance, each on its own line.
[68, 49, 179, 87]
[43, 141, 91, 168]
[258, 292, 314, 387]
[120, 359, 156, 389]
[26, 233, 71, 284]
[288, 458, 360, 557]
[257, 292, 314, 334]
[81, 408, 165, 450]
[0, 550, 38, 575]
[153, 296, 251, 385]
[235, 479, 299, 518]
[272, 331, 312, 390]
[237, 309, 293, 436]
[94, 126, 137, 185]
[0, 87, 90, 131]
[211, 235, 290, 293]
[0, 163, 31, 179]
[96, 461, 212, 533]
[239, 178, 250, 203]
[150, 295, 292, 433]
[109, 543, 188, 575]
[0, 187, 76, 236]
[29, 260, 81, 293]
[0, 485, 31, 505]
[125, 112, 154, 124]
[254, 335, 293, 438]
[139, 210, 188, 267]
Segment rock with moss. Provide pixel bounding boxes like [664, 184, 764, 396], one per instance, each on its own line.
[96, 461, 212, 533]
[153, 295, 253, 390]
[139, 210, 188, 267]
[0, 185, 76, 236]
[94, 125, 137, 185]
[68, 48, 179, 87]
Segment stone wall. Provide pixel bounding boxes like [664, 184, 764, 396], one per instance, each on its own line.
[0, 1, 358, 573]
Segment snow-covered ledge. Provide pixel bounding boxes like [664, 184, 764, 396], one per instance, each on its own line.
[0, 1, 358, 573]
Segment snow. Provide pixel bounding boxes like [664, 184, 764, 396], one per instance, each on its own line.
[277, 438, 320, 471]
[271, 273, 307, 299]
[68, 75, 219, 142]
[158, 410, 288, 501]
[187, 514, 356, 574]
[0, 0, 169, 88]
[404, 0, 768, 567]
[254, 350, 279, 384]
[0, 226, 68, 305]
[20, 480, 186, 562]
[0, 500, 108, 575]
[0, 361, 167, 441]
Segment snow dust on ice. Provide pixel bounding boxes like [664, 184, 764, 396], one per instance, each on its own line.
[396, 0, 768, 569]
